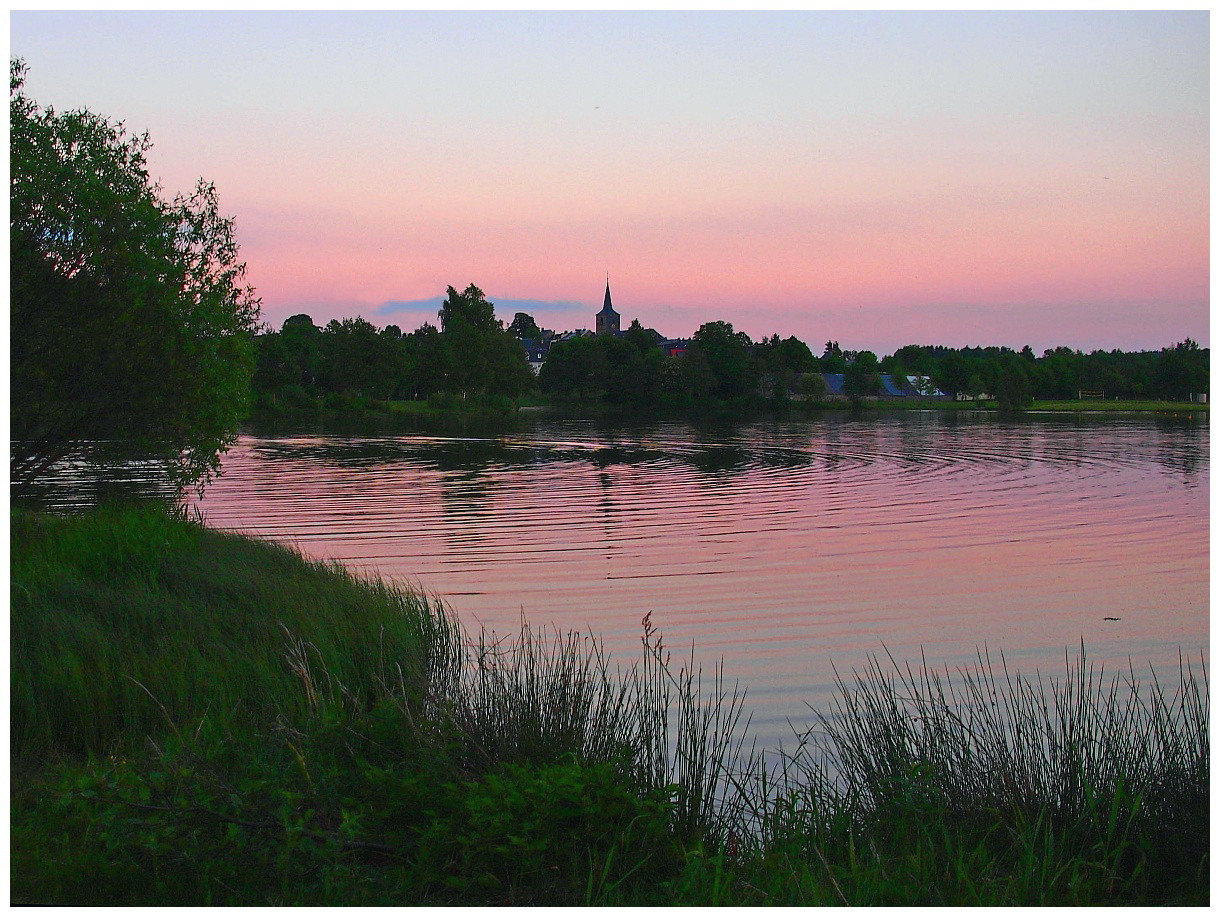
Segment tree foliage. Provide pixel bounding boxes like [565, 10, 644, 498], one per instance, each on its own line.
[688, 321, 753, 401]
[10, 60, 260, 495]
[994, 362, 1033, 411]
[539, 333, 667, 405]
[1154, 339, 1208, 401]
[508, 312, 542, 339]
[436, 285, 534, 399]
[890, 341, 1208, 404]
[251, 285, 534, 408]
[933, 353, 972, 400]
[843, 351, 883, 399]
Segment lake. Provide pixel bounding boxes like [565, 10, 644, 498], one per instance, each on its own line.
[192, 411, 1209, 751]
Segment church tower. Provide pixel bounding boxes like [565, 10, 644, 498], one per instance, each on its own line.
[595, 280, 620, 336]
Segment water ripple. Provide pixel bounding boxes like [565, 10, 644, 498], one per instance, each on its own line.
[192, 414, 1209, 751]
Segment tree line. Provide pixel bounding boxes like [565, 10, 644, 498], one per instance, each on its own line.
[540, 326, 1207, 410]
[250, 300, 1209, 412]
[251, 300, 1208, 414]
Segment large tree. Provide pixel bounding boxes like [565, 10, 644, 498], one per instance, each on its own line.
[539, 335, 607, 400]
[436, 284, 533, 399]
[688, 321, 753, 401]
[933, 352, 972, 401]
[318, 316, 396, 397]
[842, 351, 883, 400]
[11, 60, 260, 495]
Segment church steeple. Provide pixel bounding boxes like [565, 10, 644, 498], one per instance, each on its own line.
[596, 277, 620, 335]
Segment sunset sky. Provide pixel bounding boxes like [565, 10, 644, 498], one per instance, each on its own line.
[10, 11, 1209, 353]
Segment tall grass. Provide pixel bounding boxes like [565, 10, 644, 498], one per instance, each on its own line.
[11, 503, 451, 765]
[812, 646, 1208, 828]
[734, 647, 1209, 904]
[422, 613, 750, 839]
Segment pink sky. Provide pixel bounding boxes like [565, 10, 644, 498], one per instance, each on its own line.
[11, 11, 1210, 353]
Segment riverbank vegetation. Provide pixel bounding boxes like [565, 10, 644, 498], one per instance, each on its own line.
[1027, 398, 1208, 413]
[13, 504, 1208, 905]
[806, 397, 1208, 414]
[251, 389, 522, 427]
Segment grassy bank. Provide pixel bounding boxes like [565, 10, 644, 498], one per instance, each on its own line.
[11, 505, 1209, 905]
[817, 397, 1208, 413]
[541, 394, 1209, 416]
[1028, 398, 1208, 412]
[249, 388, 1209, 428]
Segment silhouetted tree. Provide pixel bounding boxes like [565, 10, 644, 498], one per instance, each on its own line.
[318, 317, 396, 397]
[508, 312, 542, 339]
[11, 60, 260, 494]
[995, 362, 1033, 411]
[689, 321, 753, 401]
[436, 284, 533, 399]
[1154, 339, 1208, 401]
[933, 353, 972, 400]
[843, 351, 883, 400]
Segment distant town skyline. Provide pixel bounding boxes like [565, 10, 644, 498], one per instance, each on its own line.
[10, 10, 1209, 353]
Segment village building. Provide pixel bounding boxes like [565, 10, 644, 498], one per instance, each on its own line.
[521, 338, 550, 374]
[795, 373, 947, 400]
[519, 281, 953, 397]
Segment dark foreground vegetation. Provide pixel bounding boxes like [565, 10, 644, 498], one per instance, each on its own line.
[13, 505, 1208, 906]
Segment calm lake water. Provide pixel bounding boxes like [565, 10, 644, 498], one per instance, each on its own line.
[192, 411, 1209, 751]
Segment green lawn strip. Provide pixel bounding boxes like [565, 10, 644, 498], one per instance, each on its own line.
[1028, 399, 1207, 412]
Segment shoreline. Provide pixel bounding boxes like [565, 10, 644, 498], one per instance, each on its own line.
[241, 397, 1208, 434]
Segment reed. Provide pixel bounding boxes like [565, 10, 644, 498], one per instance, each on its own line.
[734, 646, 1210, 904]
[814, 646, 1207, 832]
[393, 613, 750, 845]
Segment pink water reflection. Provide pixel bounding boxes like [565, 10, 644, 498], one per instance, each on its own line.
[195, 414, 1208, 749]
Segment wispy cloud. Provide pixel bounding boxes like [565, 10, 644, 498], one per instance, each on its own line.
[373, 296, 586, 318]
[371, 297, 445, 318]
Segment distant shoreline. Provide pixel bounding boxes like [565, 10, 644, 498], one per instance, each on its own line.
[244, 396, 1208, 432]
[845, 398, 1208, 414]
